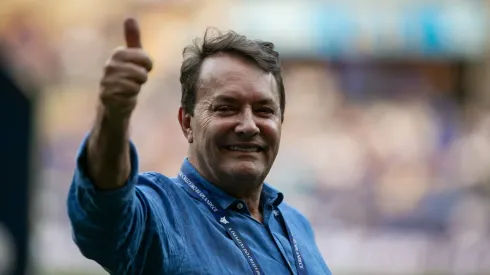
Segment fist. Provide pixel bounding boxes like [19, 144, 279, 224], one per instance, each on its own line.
[99, 18, 153, 116]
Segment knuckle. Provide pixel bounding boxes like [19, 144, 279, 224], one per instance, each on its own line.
[99, 76, 112, 88]
[140, 71, 149, 82]
[103, 61, 117, 73]
[111, 47, 126, 59]
[120, 80, 140, 93]
[98, 91, 113, 106]
[129, 83, 142, 93]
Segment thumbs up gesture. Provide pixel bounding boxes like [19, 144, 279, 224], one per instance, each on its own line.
[99, 18, 153, 117]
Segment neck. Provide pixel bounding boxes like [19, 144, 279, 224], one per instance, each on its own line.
[241, 193, 263, 222]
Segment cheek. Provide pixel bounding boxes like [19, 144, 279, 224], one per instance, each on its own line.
[261, 120, 281, 147]
[199, 117, 231, 145]
[194, 114, 215, 143]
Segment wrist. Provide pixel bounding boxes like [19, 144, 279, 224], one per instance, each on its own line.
[96, 102, 132, 131]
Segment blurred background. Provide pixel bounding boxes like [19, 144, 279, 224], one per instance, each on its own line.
[1, 0, 490, 274]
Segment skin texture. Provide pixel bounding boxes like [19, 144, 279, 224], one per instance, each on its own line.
[178, 53, 282, 222]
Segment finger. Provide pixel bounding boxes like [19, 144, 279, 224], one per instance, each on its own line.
[104, 62, 148, 84]
[101, 77, 142, 95]
[124, 18, 142, 48]
[112, 48, 153, 72]
[120, 63, 148, 84]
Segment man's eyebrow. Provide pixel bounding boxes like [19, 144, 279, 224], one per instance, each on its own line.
[212, 95, 276, 105]
[255, 98, 276, 106]
[211, 95, 239, 104]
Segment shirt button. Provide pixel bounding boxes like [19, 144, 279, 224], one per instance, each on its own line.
[236, 203, 244, 210]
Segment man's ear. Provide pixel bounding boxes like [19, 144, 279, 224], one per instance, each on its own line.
[178, 106, 193, 143]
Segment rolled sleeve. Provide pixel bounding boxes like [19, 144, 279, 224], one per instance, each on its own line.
[66, 135, 146, 272]
[71, 135, 140, 213]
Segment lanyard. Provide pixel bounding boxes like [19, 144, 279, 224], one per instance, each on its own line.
[178, 171, 308, 275]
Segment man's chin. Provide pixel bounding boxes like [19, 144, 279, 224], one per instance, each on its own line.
[223, 161, 266, 181]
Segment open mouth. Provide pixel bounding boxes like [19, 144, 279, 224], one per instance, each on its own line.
[225, 145, 263, 153]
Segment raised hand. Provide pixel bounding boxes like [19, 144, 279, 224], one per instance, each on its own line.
[99, 18, 153, 117]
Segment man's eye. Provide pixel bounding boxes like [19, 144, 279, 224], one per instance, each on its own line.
[257, 108, 274, 114]
[215, 105, 233, 112]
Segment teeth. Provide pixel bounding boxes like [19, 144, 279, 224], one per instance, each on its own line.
[228, 146, 260, 152]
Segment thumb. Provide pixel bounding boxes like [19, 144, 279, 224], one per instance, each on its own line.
[124, 18, 142, 48]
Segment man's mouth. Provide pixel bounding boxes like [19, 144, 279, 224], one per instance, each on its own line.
[225, 145, 263, 153]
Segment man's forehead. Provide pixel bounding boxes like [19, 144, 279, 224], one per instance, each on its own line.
[199, 54, 275, 87]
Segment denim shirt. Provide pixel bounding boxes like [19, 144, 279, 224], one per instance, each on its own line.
[67, 138, 332, 274]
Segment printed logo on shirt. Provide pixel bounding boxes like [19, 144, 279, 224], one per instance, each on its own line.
[220, 216, 229, 224]
[293, 237, 305, 269]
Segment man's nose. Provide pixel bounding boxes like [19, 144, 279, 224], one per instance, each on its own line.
[235, 108, 259, 138]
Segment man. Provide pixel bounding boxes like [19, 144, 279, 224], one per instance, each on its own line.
[67, 18, 332, 275]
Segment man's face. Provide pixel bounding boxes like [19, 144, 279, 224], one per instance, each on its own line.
[185, 53, 282, 185]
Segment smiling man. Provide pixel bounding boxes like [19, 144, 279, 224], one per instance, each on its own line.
[67, 18, 332, 275]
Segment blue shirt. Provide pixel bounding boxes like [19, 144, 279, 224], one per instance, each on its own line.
[67, 138, 332, 275]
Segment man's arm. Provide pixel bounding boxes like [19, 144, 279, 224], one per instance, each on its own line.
[66, 18, 155, 273]
[87, 107, 131, 190]
[87, 18, 152, 190]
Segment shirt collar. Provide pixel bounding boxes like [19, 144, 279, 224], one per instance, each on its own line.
[262, 182, 284, 207]
[179, 158, 284, 210]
